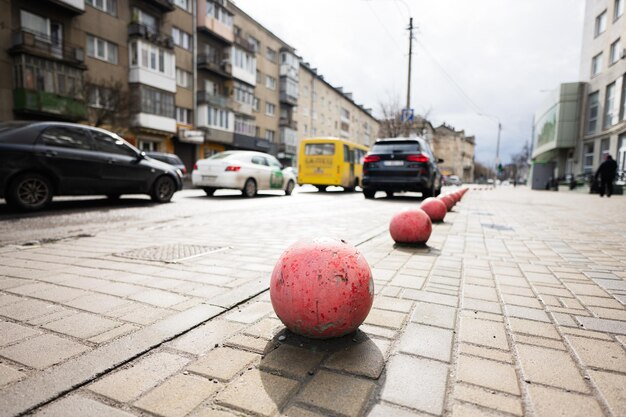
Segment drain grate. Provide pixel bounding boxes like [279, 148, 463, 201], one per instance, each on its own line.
[114, 244, 228, 263]
[481, 223, 514, 232]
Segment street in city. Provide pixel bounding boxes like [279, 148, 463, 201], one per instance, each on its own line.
[0, 186, 625, 417]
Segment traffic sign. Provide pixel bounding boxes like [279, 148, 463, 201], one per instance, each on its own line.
[401, 108, 414, 123]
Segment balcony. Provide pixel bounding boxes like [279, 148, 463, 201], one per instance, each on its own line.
[234, 34, 255, 53]
[128, 23, 174, 49]
[133, 113, 177, 133]
[9, 30, 86, 68]
[279, 90, 298, 106]
[197, 54, 232, 78]
[44, 0, 85, 14]
[231, 100, 253, 116]
[197, 91, 230, 109]
[13, 88, 86, 121]
[143, 0, 176, 12]
[279, 117, 297, 130]
[197, 10, 234, 44]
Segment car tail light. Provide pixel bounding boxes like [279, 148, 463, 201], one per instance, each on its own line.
[364, 155, 381, 163]
[225, 165, 241, 172]
[193, 163, 198, 171]
[406, 154, 430, 163]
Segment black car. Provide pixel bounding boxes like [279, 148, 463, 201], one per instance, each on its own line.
[362, 137, 443, 199]
[0, 121, 183, 211]
[145, 152, 187, 177]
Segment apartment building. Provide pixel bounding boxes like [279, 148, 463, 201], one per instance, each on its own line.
[1, 0, 379, 170]
[296, 62, 378, 148]
[430, 124, 475, 183]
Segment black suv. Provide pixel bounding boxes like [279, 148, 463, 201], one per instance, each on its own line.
[362, 137, 443, 199]
[0, 121, 183, 211]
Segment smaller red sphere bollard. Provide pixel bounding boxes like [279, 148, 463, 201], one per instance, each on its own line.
[270, 237, 374, 339]
[389, 208, 432, 244]
[439, 195, 455, 211]
[420, 197, 447, 222]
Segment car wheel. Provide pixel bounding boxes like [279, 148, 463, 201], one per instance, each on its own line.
[8, 173, 53, 211]
[242, 178, 257, 198]
[203, 187, 216, 196]
[317, 186, 327, 192]
[151, 176, 176, 203]
[385, 191, 394, 198]
[285, 180, 295, 196]
[107, 194, 121, 200]
[363, 189, 376, 199]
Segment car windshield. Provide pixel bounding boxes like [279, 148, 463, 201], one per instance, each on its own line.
[371, 142, 421, 154]
[305, 143, 335, 156]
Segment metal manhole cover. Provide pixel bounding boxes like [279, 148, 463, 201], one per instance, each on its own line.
[481, 223, 514, 232]
[114, 244, 228, 263]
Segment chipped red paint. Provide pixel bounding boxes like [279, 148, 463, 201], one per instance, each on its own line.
[420, 197, 447, 222]
[270, 237, 374, 339]
[389, 208, 432, 244]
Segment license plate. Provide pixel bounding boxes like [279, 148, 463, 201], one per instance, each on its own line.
[202, 175, 217, 181]
[384, 160, 404, 166]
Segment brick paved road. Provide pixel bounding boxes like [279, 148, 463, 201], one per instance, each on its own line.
[1, 187, 625, 417]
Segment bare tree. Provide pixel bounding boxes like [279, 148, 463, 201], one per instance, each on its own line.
[83, 76, 131, 133]
[474, 160, 493, 182]
[510, 141, 531, 182]
[378, 95, 405, 138]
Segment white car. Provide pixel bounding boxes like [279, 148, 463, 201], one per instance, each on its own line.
[192, 151, 296, 197]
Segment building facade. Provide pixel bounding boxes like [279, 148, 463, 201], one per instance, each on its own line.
[429, 124, 475, 183]
[1, 0, 380, 172]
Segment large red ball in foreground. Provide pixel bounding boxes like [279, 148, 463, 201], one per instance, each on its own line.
[270, 237, 374, 339]
[389, 209, 432, 244]
[420, 197, 447, 222]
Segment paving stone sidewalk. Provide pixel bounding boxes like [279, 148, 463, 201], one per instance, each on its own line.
[2, 187, 626, 417]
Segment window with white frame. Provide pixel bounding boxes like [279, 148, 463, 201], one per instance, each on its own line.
[176, 68, 192, 88]
[233, 81, 254, 106]
[265, 129, 275, 141]
[86, 0, 117, 16]
[140, 85, 174, 117]
[595, 10, 608, 36]
[253, 97, 260, 112]
[265, 75, 276, 90]
[621, 74, 626, 120]
[583, 142, 594, 173]
[615, 0, 624, 20]
[176, 107, 192, 124]
[610, 39, 622, 65]
[591, 53, 603, 76]
[265, 102, 276, 116]
[206, 1, 233, 27]
[87, 35, 118, 64]
[587, 91, 600, 133]
[234, 116, 255, 136]
[233, 47, 255, 74]
[266, 47, 277, 62]
[207, 106, 230, 129]
[20, 10, 50, 39]
[172, 27, 191, 50]
[129, 40, 174, 77]
[88, 85, 113, 109]
[173, 0, 190, 12]
[604, 82, 618, 128]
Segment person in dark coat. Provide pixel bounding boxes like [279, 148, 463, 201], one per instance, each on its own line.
[595, 154, 618, 197]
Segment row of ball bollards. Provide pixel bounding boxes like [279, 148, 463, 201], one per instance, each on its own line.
[269, 188, 469, 339]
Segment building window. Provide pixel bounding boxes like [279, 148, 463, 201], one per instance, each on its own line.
[234, 116, 255, 136]
[87, 35, 118, 64]
[176, 107, 192, 124]
[172, 27, 191, 50]
[265, 129, 275, 141]
[604, 82, 618, 128]
[583, 143, 594, 174]
[266, 47, 277, 62]
[265, 102, 276, 116]
[587, 91, 600, 134]
[130, 40, 174, 77]
[206, 106, 230, 129]
[232, 47, 256, 74]
[610, 39, 622, 65]
[591, 53, 603, 77]
[256, 70, 262, 83]
[595, 10, 608, 36]
[253, 97, 260, 112]
[176, 68, 192, 88]
[248, 36, 260, 53]
[140, 85, 174, 118]
[20, 10, 50, 38]
[615, 0, 624, 20]
[132, 8, 158, 34]
[88, 85, 114, 109]
[14, 55, 83, 97]
[206, 1, 233, 27]
[621, 74, 626, 120]
[340, 108, 350, 121]
[601, 138, 610, 160]
[86, 0, 117, 15]
[265, 75, 276, 90]
[233, 81, 254, 106]
[173, 0, 190, 11]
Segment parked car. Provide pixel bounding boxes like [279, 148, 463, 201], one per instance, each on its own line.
[0, 121, 183, 211]
[444, 175, 462, 186]
[362, 137, 443, 199]
[192, 150, 296, 197]
[145, 152, 187, 177]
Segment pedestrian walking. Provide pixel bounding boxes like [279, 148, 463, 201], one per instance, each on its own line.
[595, 154, 618, 197]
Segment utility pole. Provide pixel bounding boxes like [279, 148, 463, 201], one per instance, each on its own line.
[495, 122, 501, 187]
[406, 17, 413, 110]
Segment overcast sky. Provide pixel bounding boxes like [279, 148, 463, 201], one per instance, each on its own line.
[232, 0, 586, 165]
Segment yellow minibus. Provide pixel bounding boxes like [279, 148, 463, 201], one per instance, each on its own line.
[297, 137, 369, 191]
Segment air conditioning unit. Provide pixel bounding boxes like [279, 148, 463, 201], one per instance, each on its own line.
[74, 48, 85, 62]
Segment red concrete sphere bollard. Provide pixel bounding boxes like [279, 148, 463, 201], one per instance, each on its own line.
[389, 208, 432, 244]
[439, 195, 455, 211]
[420, 197, 447, 222]
[270, 237, 374, 339]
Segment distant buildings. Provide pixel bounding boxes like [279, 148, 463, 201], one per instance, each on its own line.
[531, 0, 626, 188]
[0, 0, 379, 170]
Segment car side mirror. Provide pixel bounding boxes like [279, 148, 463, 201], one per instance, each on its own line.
[137, 151, 146, 160]
[438, 158, 444, 163]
